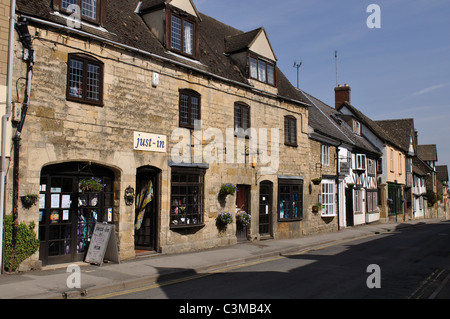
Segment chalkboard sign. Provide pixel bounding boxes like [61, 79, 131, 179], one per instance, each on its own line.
[85, 222, 120, 266]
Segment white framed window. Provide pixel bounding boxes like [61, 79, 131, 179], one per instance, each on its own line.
[353, 120, 361, 135]
[390, 149, 394, 172]
[367, 158, 375, 176]
[321, 144, 330, 166]
[356, 154, 366, 170]
[321, 179, 336, 216]
[398, 154, 402, 174]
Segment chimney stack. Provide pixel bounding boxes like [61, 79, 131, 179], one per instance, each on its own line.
[335, 84, 351, 109]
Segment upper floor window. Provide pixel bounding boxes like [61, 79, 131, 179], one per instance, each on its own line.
[321, 144, 330, 166]
[67, 53, 103, 106]
[234, 102, 250, 136]
[284, 115, 297, 147]
[352, 120, 361, 135]
[356, 154, 366, 170]
[61, 0, 101, 24]
[169, 13, 196, 57]
[250, 56, 275, 86]
[179, 89, 201, 129]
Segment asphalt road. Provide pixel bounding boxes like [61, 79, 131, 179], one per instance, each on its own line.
[101, 221, 450, 299]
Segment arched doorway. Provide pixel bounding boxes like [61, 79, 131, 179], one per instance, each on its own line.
[134, 166, 161, 252]
[39, 162, 115, 266]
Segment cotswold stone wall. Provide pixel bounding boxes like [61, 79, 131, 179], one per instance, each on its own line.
[10, 26, 310, 261]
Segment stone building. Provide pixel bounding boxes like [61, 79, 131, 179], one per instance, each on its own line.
[9, 0, 316, 267]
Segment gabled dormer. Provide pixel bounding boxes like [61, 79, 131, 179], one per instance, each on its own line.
[139, 0, 201, 59]
[225, 27, 278, 87]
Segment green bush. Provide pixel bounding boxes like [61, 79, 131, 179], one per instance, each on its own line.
[3, 215, 40, 272]
[426, 189, 437, 207]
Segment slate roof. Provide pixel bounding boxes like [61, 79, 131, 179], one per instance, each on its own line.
[375, 119, 415, 154]
[338, 102, 405, 152]
[417, 144, 438, 162]
[16, 0, 308, 106]
[302, 91, 380, 155]
[436, 165, 449, 182]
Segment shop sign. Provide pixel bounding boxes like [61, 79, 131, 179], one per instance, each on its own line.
[134, 131, 167, 153]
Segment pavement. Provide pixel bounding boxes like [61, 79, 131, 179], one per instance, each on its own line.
[0, 218, 449, 299]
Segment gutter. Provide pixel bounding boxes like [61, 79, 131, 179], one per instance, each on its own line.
[0, 0, 16, 275]
[19, 14, 310, 109]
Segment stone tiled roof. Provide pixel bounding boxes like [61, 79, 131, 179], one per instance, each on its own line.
[302, 91, 380, 155]
[417, 144, 438, 162]
[436, 165, 448, 182]
[375, 119, 415, 154]
[16, 0, 309, 106]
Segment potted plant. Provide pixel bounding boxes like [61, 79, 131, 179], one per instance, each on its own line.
[311, 178, 322, 185]
[79, 177, 105, 193]
[20, 194, 39, 209]
[219, 183, 238, 196]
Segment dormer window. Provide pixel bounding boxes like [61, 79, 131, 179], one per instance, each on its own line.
[60, 0, 101, 24]
[170, 13, 195, 56]
[352, 119, 361, 135]
[250, 55, 275, 86]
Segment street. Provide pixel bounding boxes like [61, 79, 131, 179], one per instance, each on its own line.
[96, 221, 450, 299]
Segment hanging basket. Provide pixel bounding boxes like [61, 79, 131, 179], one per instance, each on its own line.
[20, 194, 39, 209]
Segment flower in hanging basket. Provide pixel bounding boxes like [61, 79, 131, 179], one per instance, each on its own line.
[216, 212, 233, 225]
[79, 177, 105, 193]
[20, 194, 39, 209]
[219, 183, 238, 196]
[236, 211, 251, 227]
[311, 178, 322, 185]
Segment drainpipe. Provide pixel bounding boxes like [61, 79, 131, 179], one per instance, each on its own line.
[9, 17, 34, 272]
[0, 0, 16, 275]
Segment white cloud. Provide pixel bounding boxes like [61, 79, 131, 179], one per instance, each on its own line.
[412, 82, 450, 96]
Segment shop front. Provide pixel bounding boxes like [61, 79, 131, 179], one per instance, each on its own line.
[39, 162, 116, 266]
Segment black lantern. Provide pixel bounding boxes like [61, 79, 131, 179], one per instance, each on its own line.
[124, 185, 135, 206]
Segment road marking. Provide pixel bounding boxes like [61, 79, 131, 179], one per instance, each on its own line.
[89, 232, 380, 299]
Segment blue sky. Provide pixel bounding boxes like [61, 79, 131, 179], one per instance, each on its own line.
[195, 0, 450, 168]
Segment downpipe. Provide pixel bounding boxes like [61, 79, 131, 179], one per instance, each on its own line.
[0, 0, 16, 275]
[9, 17, 34, 272]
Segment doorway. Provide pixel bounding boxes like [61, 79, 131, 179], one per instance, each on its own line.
[39, 162, 115, 266]
[345, 186, 354, 227]
[134, 166, 160, 252]
[235, 184, 250, 242]
[259, 181, 273, 236]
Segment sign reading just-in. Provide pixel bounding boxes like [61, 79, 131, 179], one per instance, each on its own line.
[134, 131, 167, 153]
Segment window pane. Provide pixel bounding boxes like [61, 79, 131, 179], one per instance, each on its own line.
[234, 104, 241, 130]
[82, 0, 97, 20]
[69, 59, 83, 98]
[258, 60, 266, 82]
[171, 15, 182, 51]
[250, 57, 258, 79]
[242, 106, 249, 130]
[190, 96, 199, 125]
[86, 63, 100, 101]
[184, 21, 193, 55]
[62, 0, 78, 11]
[179, 94, 189, 125]
[267, 63, 274, 85]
